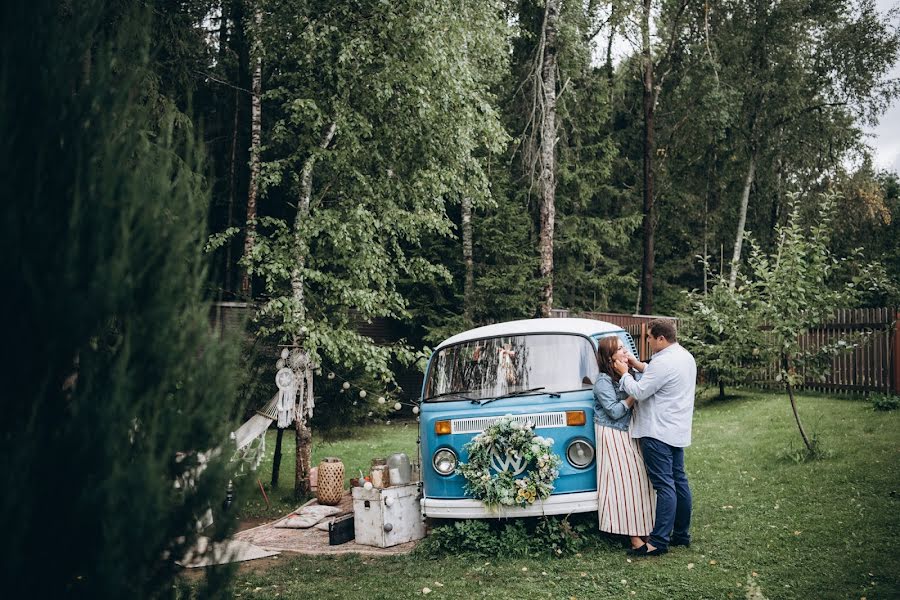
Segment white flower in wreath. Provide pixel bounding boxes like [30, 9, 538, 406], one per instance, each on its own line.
[511, 421, 522, 430]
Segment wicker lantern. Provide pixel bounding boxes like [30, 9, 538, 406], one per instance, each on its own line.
[316, 457, 344, 506]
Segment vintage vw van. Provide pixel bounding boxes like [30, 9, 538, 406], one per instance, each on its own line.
[419, 318, 639, 518]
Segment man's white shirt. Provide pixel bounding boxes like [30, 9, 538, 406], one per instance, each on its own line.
[618, 343, 696, 447]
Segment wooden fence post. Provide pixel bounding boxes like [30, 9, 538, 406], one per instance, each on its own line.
[640, 322, 647, 361]
[891, 310, 900, 395]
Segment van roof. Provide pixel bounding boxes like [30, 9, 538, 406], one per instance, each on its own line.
[435, 318, 623, 350]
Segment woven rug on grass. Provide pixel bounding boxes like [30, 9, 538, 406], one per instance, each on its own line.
[233, 492, 420, 556]
[176, 536, 279, 568]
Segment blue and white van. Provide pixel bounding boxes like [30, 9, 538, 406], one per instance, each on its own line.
[419, 318, 639, 518]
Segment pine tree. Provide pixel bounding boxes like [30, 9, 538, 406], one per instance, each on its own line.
[1, 1, 243, 596]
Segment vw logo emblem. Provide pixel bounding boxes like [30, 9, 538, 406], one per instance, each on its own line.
[489, 446, 528, 476]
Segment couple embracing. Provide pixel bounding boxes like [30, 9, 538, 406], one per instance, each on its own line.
[592, 319, 696, 557]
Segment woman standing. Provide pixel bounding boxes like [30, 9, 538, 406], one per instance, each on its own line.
[593, 336, 656, 549]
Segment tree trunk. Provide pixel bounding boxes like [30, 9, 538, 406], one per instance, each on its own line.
[703, 176, 709, 295]
[271, 427, 284, 487]
[605, 4, 615, 91]
[294, 411, 313, 499]
[639, 0, 655, 316]
[770, 148, 784, 235]
[538, 0, 561, 317]
[783, 354, 813, 451]
[240, 6, 263, 298]
[729, 151, 756, 290]
[462, 195, 474, 327]
[225, 87, 239, 297]
[291, 122, 337, 500]
[718, 379, 725, 401]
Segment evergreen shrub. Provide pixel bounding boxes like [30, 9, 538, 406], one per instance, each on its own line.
[1, 2, 243, 596]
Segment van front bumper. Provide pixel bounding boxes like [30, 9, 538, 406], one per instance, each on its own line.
[422, 491, 597, 519]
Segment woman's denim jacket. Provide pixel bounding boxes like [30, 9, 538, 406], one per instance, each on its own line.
[593, 372, 631, 431]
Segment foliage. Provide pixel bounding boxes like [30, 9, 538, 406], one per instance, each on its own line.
[832, 166, 900, 307]
[683, 191, 881, 395]
[457, 417, 562, 507]
[871, 394, 900, 412]
[681, 190, 882, 448]
[747, 192, 867, 387]
[681, 274, 766, 397]
[415, 514, 600, 559]
[223, 0, 510, 386]
[610, 0, 900, 312]
[309, 364, 397, 436]
[0, 1, 243, 596]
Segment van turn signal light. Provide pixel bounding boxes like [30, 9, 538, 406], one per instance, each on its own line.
[435, 420, 452, 435]
[566, 410, 586, 426]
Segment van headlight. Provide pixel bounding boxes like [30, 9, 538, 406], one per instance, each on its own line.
[566, 439, 594, 468]
[432, 448, 458, 476]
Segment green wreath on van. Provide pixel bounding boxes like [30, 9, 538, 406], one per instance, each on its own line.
[457, 415, 562, 508]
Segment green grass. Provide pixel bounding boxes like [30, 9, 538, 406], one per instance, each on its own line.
[217, 392, 899, 599]
[236, 422, 419, 519]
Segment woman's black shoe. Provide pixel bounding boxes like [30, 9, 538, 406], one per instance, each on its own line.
[626, 544, 668, 557]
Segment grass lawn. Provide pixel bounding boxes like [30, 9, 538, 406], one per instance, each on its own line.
[217, 391, 898, 599]
[237, 422, 419, 520]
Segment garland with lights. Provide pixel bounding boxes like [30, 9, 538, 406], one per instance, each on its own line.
[457, 416, 561, 508]
[308, 365, 421, 425]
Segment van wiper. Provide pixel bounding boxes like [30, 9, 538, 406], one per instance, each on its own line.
[424, 390, 478, 402]
[477, 387, 560, 406]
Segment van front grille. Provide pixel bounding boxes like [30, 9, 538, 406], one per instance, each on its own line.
[451, 412, 567, 435]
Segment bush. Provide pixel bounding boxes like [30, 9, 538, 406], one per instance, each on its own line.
[871, 394, 900, 412]
[415, 514, 605, 558]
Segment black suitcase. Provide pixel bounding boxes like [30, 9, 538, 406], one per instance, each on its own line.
[328, 513, 355, 545]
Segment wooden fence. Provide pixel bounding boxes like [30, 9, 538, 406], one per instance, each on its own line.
[576, 311, 677, 361]
[558, 308, 900, 395]
[748, 307, 897, 395]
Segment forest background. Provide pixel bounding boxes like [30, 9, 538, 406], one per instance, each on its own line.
[191, 0, 900, 398]
[2, 1, 899, 596]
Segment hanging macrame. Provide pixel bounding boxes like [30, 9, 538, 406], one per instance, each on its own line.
[275, 366, 297, 428]
[287, 349, 315, 422]
[303, 370, 315, 420]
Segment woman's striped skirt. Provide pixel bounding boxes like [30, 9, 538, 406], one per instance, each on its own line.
[595, 423, 656, 536]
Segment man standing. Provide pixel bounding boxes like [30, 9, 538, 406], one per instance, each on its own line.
[613, 319, 696, 557]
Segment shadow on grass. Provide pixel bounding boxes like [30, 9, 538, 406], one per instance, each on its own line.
[694, 386, 759, 409]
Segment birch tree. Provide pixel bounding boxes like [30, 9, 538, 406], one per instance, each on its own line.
[220, 0, 508, 496]
[715, 0, 900, 288]
[538, 0, 562, 317]
[240, 4, 262, 297]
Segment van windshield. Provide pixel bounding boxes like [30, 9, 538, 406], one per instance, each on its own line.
[423, 334, 599, 402]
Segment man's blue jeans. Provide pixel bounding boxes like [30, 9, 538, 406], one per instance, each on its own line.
[640, 437, 692, 550]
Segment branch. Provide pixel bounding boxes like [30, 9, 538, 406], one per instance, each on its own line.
[772, 102, 849, 129]
[652, 0, 690, 107]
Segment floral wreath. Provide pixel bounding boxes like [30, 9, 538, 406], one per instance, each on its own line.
[457, 415, 562, 508]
